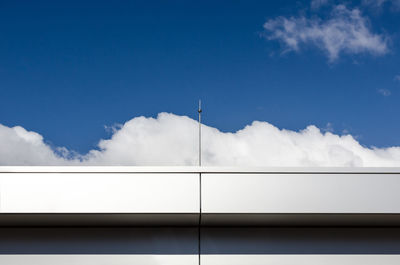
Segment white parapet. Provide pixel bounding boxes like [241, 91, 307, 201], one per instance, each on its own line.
[0, 167, 400, 226]
[0, 173, 199, 213]
[0, 167, 200, 225]
[201, 172, 400, 225]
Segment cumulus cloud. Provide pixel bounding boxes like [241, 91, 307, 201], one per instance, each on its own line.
[263, 5, 389, 62]
[1, 113, 400, 166]
[0, 124, 80, 165]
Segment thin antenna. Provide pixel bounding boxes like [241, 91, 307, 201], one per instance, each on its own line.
[198, 100, 203, 265]
[198, 100, 202, 166]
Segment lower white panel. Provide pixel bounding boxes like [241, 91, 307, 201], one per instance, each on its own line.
[0, 255, 197, 265]
[202, 255, 400, 265]
[2, 254, 400, 265]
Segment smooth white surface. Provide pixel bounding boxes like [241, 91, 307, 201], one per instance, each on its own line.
[2, 166, 400, 173]
[0, 255, 197, 265]
[1, 168, 400, 216]
[203, 174, 400, 213]
[0, 255, 399, 265]
[201, 255, 400, 265]
[3, 254, 399, 265]
[0, 173, 199, 213]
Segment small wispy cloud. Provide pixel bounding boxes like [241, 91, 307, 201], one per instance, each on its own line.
[263, 5, 389, 62]
[394, 75, 400, 82]
[342, 128, 350, 135]
[362, 0, 400, 9]
[362, 0, 389, 7]
[378, 88, 391, 96]
[311, 0, 330, 10]
[322, 122, 334, 133]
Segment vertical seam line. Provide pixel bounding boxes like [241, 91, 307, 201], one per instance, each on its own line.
[198, 172, 202, 265]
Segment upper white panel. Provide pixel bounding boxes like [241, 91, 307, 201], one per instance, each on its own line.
[0, 173, 199, 213]
[202, 174, 400, 213]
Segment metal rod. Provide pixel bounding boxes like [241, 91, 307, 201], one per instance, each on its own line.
[198, 100, 203, 265]
[198, 100, 202, 167]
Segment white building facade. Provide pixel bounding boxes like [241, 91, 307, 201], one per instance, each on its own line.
[0, 166, 400, 265]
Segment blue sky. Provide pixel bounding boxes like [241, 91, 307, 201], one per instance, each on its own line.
[1, 0, 400, 154]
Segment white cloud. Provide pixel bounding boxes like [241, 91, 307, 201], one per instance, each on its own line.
[362, 0, 400, 9]
[378, 88, 391, 96]
[1, 112, 400, 167]
[362, 0, 389, 7]
[311, 0, 330, 10]
[263, 5, 389, 62]
[322, 122, 334, 133]
[0, 124, 80, 165]
[394, 75, 400, 81]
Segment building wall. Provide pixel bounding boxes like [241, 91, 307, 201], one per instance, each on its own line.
[1, 167, 400, 264]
